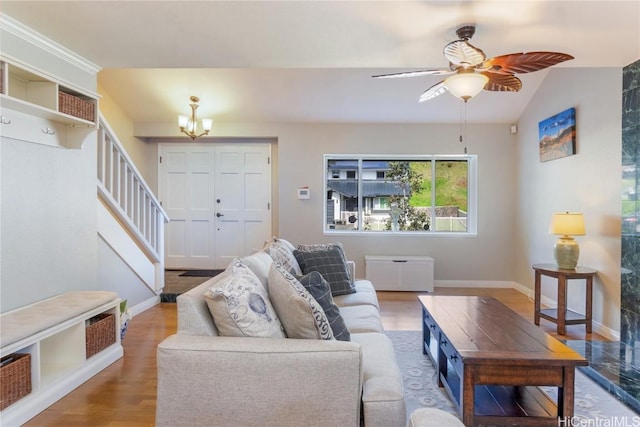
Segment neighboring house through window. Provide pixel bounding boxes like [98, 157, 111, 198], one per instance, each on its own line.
[325, 155, 477, 235]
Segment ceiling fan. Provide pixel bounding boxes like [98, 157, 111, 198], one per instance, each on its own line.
[373, 25, 574, 103]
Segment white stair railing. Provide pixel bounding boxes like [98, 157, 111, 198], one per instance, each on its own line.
[96, 114, 169, 290]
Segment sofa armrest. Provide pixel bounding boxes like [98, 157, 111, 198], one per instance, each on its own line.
[156, 334, 363, 427]
[347, 260, 356, 280]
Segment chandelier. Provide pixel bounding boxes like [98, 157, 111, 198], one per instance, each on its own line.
[178, 96, 212, 140]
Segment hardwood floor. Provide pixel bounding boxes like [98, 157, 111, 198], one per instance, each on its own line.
[23, 287, 605, 426]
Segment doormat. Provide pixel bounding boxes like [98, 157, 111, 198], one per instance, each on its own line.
[179, 269, 224, 277]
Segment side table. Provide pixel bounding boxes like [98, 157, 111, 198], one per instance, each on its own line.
[532, 263, 596, 335]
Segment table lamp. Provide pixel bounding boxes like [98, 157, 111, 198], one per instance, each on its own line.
[549, 212, 585, 269]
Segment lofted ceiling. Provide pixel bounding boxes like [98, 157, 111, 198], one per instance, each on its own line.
[1, 1, 639, 127]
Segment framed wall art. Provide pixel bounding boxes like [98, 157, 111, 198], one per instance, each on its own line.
[538, 107, 576, 162]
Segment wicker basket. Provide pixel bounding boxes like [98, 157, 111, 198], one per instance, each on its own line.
[58, 90, 95, 122]
[0, 353, 31, 410]
[85, 313, 116, 359]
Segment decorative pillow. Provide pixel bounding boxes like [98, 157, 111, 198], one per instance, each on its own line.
[268, 263, 334, 340]
[204, 259, 285, 338]
[297, 242, 353, 284]
[239, 251, 273, 289]
[264, 238, 302, 275]
[296, 271, 350, 341]
[293, 246, 356, 296]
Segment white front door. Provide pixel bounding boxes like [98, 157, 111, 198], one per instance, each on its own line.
[160, 144, 215, 269]
[159, 142, 272, 269]
[214, 144, 272, 267]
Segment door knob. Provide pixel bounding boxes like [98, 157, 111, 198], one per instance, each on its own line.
[216, 213, 224, 217]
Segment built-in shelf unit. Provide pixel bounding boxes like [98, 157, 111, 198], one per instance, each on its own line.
[0, 59, 98, 149]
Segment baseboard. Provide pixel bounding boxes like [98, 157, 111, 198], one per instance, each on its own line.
[434, 280, 519, 289]
[129, 295, 160, 318]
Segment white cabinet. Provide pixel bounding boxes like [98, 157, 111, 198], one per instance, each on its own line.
[0, 59, 98, 148]
[365, 255, 434, 292]
[0, 300, 123, 426]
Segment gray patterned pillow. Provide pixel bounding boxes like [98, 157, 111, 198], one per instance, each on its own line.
[293, 245, 356, 296]
[296, 271, 350, 341]
[268, 263, 334, 340]
[296, 242, 353, 285]
[205, 259, 285, 338]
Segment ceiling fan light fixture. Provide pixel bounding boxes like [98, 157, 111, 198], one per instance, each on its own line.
[444, 73, 489, 102]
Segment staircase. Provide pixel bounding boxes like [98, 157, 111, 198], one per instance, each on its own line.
[96, 115, 169, 293]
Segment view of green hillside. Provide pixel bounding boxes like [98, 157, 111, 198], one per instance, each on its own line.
[408, 161, 468, 211]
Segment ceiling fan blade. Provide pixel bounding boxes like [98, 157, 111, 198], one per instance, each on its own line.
[419, 81, 448, 102]
[482, 72, 522, 92]
[372, 69, 452, 79]
[483, 52, 574, 75]
[443, 40, 486, 67]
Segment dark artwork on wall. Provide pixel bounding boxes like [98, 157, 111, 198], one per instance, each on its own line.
[539, 107, 577, 162]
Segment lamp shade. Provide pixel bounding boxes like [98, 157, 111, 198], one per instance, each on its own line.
[549, 212, 585, 236]
[201, 118, 213, 132]
[444, 72, 489, 101]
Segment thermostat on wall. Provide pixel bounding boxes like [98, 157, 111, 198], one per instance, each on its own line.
[297, 187, 310, 199]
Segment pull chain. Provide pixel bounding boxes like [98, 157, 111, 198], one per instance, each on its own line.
[459, 101, 468, 154]
[464, 101, 468, 154]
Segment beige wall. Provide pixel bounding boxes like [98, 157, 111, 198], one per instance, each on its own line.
[138, 121, 517, 283]
[97, 84, 154, 184]
[514, 67, 622, 338]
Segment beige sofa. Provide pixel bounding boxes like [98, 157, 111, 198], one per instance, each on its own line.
[156, 248, 406, 427]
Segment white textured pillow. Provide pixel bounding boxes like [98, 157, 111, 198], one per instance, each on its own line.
[268, 263, 334, 340]
[205, 259, 285, 338]
[264, 238, 302, 275]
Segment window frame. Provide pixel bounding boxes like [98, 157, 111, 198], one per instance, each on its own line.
[323, 154, 478, 236]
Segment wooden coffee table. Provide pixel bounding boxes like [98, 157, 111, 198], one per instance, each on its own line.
[419, 295, 588, 426]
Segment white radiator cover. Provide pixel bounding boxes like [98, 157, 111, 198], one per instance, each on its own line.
[365, 255, 434, 292]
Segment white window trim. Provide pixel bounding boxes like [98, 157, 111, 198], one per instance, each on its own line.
[324, 154, 478, 237]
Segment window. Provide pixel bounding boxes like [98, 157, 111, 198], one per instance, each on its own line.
[325, 155, 477, 234]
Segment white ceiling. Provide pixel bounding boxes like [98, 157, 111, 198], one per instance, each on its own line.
[2, 1, 639, 126]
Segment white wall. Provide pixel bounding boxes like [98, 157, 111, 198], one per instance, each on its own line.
[1, 137, 99, 312]
[514, 68, 623, 337]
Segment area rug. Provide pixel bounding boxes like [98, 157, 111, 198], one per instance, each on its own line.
[385, 330, 639, 424]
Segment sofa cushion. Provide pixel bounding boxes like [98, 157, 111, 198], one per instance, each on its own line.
[268, 263, 334, 340]
[293, 245, 355, 296]
[333, 280, 379, 309]
[204, 259, 285, 338]
[264, 238, 302, 275]
[297, 271, 350, 341]
[339, 305, 384, 334]
[350, 332, 406, 427]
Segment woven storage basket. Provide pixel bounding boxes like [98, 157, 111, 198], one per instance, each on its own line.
[58, 91, 95, 122]
[0, 353, 32, 410]
[85, 313, 116, 359]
